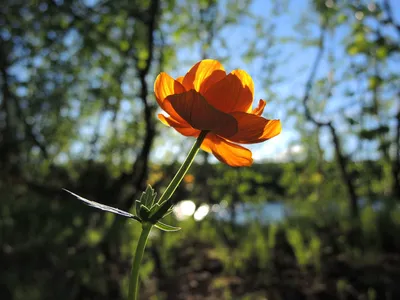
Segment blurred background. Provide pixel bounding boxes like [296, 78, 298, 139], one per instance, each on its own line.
[1, 0, 400, 299]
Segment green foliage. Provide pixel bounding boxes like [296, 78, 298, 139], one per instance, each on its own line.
[287, 228, 308, 268]
[1, 0, 400, 299]
[154, 221, 181, 232]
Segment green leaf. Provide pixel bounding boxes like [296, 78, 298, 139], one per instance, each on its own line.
[119, 40, 129, 52]
[148, 199, 176, 222]
[139, 185, 157, 207]
[149, 202, 161, 213]
[154, 221, 181, 232]
[368, 76, 382, 90]
[149, 202, 172, 215]
[346, 117, 358, 125]
[354, 32, 365, 44]
[347, 44, 360, 55]
[359, 126, 389, 140]
[63, 189, 138, 220]
[139, 204, 151, 221]
[337, 14, 348, 24]
[376, 46, 388, 60]
[162, 208, 174, 218]
[135, 200, 141, 217]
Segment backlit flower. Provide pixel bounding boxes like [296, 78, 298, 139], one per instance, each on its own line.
[154, 59, 281, 167]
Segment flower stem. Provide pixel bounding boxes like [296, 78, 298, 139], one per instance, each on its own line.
[159, 131, 208, 203]
[128, 131, 208, 299]
[128, 222, 152, 300]
[150, 131, 208, 221]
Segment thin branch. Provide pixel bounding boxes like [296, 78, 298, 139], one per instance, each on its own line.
[15, 97, 49, 159]
[106, 0, 161, 213]
[302, 23, 330, 127]
[0, 37, 12, 150]
[382, 0, 400, 198]
[301, 22, 359, 218]
[395, 99, 400, 198]
[129, 0, 160, 194]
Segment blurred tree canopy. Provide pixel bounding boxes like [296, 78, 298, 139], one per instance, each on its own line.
[1, 0, 400, 299]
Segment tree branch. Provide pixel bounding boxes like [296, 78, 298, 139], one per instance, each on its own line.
[0, 37, 14, 167]
[301, 22, 359, 218]
[382, 0, 400, 198]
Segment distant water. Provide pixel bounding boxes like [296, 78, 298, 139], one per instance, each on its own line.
[174, 198, 394, 224]
[212, 199, 394, 224]
[214, 202, 286, 224]
[173, 200, 286, 223]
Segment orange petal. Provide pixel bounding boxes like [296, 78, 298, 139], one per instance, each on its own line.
[201, 133, 253, 167]
[158, 114, 200, 137]
[165, 90, 238, 137]
[203, 69, 254, 113]
[182, 59, 226, 94]
[176, 76, 184, 84]
[252, 99, 266, 116]
[227, 112, 281, 144]
[162, 97, 188, 124]
[154, 72, 186, 108]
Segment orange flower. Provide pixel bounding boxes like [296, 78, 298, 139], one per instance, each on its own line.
[154, 59, 281, 167]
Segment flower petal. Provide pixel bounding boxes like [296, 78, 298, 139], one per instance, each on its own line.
[158, 114, 199, 137]
[203, 69, 254, 113]
[165, 90, 238, 137]
[176, 76, 184, 84]
[227, 112, 281, 144]
[182, 59, 226, 94]
[201, 133, 253, 167]
[252, 99, 266, 116]
[154, 72, 186, 107]
[162, 97, 189, 124]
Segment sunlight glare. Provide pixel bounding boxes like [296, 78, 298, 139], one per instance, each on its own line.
[173, 200, 196, 221]
[194, 204, 210, 221]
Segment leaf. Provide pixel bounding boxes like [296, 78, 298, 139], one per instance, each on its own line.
[154, 221, 181, 232]
[162, 208, 174, 218]
[119, 40, 129, 52]
[347, 44, 360, 55]
[149, 202, 173, 215]
[63, 189, 140, 222]
[346, 117, 358, 125]
[368, 76, 382, 90]
[337, 14, 348, 24]
[359, 126, 389, 140]
[149, 200, 174, 222]
[139, 204, 151, 221]
[139, 185, 157, 207]
[376, 46, 388, 60]
[135, 200, 141, 217]
[149, 202, 161, 213]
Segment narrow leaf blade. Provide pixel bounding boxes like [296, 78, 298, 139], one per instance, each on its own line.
[63, 189, 134, 219]
[154, 221, 181, 232]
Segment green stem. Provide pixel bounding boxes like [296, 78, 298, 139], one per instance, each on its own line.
[128, 222, 152, 300]
[150, 131, 208, 220]
[159, 130, 208, 203]
[128, 131, 208, 299]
